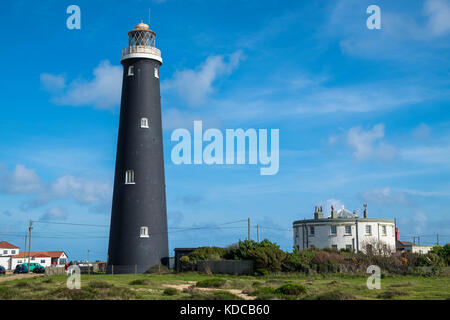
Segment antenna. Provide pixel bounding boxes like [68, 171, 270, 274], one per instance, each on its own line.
[148, 8, 151, 27]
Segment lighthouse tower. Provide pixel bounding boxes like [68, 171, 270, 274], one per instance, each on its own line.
[107, 23, 169, 274]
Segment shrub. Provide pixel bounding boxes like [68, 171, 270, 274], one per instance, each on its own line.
[274, 283, 307, 296]
[251, 286, 277, 299]
[145, 264, 170, 274]
[377, 290, 408, 299]
[315, 290, 356, 300]
[163, 287, 179, 296]
[188, 247, 227, 261]
[189, 290, 242, 300]
[129, 279, 152, 285]
[196, 278, 227, 288]
[88, 281, 112, 289]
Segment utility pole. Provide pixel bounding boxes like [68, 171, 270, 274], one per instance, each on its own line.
[437, 234, 439, 246]
[257, 224, 260, 242]
[418, 236, 420, 246]
[28, 220, 32, 273]
[24, 234, 27, 261]
[248, 218, 250, 241]
[87, 249, 90, 276]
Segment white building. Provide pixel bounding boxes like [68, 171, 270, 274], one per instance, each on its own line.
[293, 205, 396, 254]
[0, 241, 20, 270]
[396, 240, 433, 254]
[12, 251, 68, 269]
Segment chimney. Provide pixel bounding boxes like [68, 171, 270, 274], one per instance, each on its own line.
[318, 206, 323, 219]
[395, 227, 400, 241]
[330, 205, 336, 219]
[363, 203, 368, 219]
[314, 206, 318, 220]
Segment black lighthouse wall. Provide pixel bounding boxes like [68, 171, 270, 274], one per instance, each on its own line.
[107, 56, 169, 274]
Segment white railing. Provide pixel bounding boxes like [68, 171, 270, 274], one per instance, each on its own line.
[122, 46, 161, 58]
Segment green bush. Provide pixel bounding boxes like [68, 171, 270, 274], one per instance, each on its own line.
[274, 283, 307, 296]
[88, 281, 113, 289]
[163, 287, 179, 295]
[145, 264, 170, 274]
[377, 290, 409, 299]
[129, 279, 152, 285]
[315, 290, 356, 300]
[189, 290, 242, 300]
[188, 247, 227, 261]
[196, 278, 227, 288]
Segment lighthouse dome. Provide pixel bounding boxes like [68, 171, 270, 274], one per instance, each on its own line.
[135, 22, 149, 30]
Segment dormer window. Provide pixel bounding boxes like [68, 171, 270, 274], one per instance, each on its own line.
[128, 66, 134, 76]
[141, 117, 149, 128]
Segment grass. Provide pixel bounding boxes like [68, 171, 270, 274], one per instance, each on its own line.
[0, 272, 448, 300]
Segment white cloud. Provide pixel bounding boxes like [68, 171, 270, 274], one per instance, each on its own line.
[0, 164, 43, 194]
[42, 60, 122, 110]
[40, 207, 68, 221]
[40, 73, 65, 93]
[0, 163, 111, 211]
[162, 51, 243, 106]
[346, 124, 397, 161]
[412, 123, 431, 140]
[400, 145, 450, 164]
[359, 187, 410, 205]
[425, 0, 450, 36]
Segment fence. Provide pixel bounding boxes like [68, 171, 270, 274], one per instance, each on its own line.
[45, 267, 65, 276]
[197, 260, 254, 275]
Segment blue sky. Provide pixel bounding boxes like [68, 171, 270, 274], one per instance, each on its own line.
[0, 0, 449, 261]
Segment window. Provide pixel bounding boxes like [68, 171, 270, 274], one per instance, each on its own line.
[346, 245, 352, 250]
[128, 65, 134, 76]
[309, 226, 315, 236]
[365, 225, 372, 235]
[154, 67, 159, 78]
[11, 250, 15, 254]
[140, 226, 149, 238]
[60, 258, 67, 265]
[125, 170, 135, 184]
[332, 245, 338, 249]
[310, 245, 316, 249]
[330, 225, 337, 235]
[3, 250, 7, 254]
[40, 260, 45, 263]
[18, 260, 22, 263]
[345, 225, 352, 235]
[141, 117, 149, 128]
[383, 244, 387, 252]
[31, 257, 35, 260]
[382, 225, 387, 236]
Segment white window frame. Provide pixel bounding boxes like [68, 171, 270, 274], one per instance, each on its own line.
[140, 226, 149, 238]
[125, 170, 135, 185]
[345, 225, 352, 235]
[331, 244, 338, 249]
[382, 225, 387, 236]
[365, 225, 372, 235]
[309, 226, 315, 236]
[330, 225, 337, 235]
[154, 67, 159, 78]
[141, 117, 149, 128]
[128, 65, 134, 76]
[346, 245, 352, 250]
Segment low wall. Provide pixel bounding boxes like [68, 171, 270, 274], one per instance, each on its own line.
[45, 267, 65, 275]
[197, 260, 253, 275]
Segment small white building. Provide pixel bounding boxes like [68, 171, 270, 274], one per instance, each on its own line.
[396, 240, 433, 254]
[12, 251, 68, 269]
[293, 205, 396, 254]
[0, 241, 20, 270]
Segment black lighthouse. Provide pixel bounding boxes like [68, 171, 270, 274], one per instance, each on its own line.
[107, 23, 169, 274]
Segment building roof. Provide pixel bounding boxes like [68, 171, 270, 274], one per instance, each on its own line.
[12, 251, 66, 259]
[0, 241, 19, 249]
[396, 240, 415, 246]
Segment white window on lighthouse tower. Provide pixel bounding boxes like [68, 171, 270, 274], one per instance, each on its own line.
[128, 65, 134, 76]
[125, 170, 135, 184]
[141, 117, 149, 128]
[140, 226, 149, 238]
[154, 67, 159, 78]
